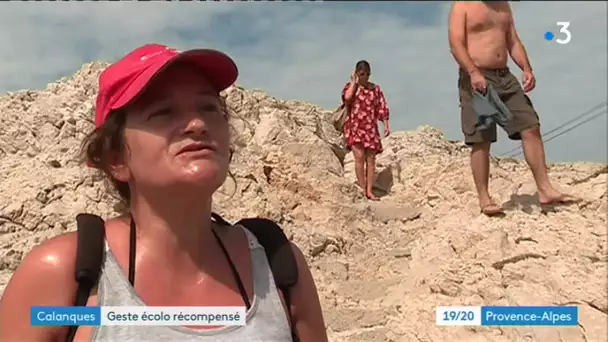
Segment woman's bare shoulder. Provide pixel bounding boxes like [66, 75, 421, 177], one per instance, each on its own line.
[0, 232, 80, 340]
[4, 215, 129, 303]
[4, 232, 79, 296]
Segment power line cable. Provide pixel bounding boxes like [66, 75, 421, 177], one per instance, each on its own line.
[499, 100, 607, 157]
[500, 100, 606, 156]
[535, 101, 606, 139]
[507, 109, 607, 158]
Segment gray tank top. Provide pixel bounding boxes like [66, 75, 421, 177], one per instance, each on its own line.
[91, 226, 293, 341]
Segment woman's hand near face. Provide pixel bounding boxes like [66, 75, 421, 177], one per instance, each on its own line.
[350, 72, 359, 85]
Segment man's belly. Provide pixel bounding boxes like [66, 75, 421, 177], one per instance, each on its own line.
[471, 51, 509, 69]
[467, 34, 509, 69]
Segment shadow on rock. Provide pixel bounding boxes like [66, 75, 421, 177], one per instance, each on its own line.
[503, 193, 538, 213]
[329, 142, 349, 167]
[371, 165, 393, 198]
[501, 192, 556, 215]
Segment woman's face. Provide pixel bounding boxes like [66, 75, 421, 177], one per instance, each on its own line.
[113, 63, 231, 195]
[357, 68, 370, 83]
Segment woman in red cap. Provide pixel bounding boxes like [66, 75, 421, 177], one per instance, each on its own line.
[0, 44, 327, 342]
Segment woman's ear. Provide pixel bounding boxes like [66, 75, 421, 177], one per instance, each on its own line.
[109, 164, 130, 183]
[107, 152, 131, 183]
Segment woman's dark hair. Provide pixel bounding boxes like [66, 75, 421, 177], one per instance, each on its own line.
[355, 60, 371, 73]
[82, 109, 131, 205]
[80, 94, 231, 209]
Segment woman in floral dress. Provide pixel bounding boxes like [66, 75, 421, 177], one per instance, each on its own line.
[342, 60, 390, 200]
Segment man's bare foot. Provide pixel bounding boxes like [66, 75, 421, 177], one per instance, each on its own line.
[480, 202, 505, 216]
[366, 192, 380, 201]
[538, 190, 582, 206]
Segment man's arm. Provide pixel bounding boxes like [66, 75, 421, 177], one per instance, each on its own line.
[448, 2, 479, 75]
[506, 8, 533, 72]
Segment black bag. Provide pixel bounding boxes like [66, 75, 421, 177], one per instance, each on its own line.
[66, 213, 299, 341]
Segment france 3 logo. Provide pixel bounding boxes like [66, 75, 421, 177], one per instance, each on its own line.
[544, 22, 572, 45]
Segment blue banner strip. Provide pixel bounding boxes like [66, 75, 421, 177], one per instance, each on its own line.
[481, 306, 578, 326]
[31, 306, 101, 326]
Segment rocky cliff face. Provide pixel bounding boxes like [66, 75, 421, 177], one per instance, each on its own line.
[0, 63, 606, 342]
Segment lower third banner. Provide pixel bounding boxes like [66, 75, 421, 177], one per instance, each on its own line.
[436, 305, 578, 326]
[31, 306, 247, 326]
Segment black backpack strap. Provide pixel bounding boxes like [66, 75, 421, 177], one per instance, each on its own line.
[212, 213, 299, 341]
[236, 217, 299, 342]
[66, 214, 106, 342]
[234, 217, 299, 290]
[211, 212, 231, 226]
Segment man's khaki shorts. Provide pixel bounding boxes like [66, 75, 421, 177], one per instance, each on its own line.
[458, 68, 540, 145]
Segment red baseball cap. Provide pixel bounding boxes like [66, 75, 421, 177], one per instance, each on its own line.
[94, 43, 238, 128]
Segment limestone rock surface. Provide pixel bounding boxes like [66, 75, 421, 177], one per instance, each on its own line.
[0, 62, 606, 342]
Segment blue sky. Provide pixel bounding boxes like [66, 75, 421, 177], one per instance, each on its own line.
[0, 1, 606, 163]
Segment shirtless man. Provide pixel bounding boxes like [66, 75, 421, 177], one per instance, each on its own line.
[448, 1, 580, 216]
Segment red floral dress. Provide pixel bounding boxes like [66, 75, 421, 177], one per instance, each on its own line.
[341, 82, 390, 154]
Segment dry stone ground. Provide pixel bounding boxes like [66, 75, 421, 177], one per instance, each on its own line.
[0, 62, 606, 341]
